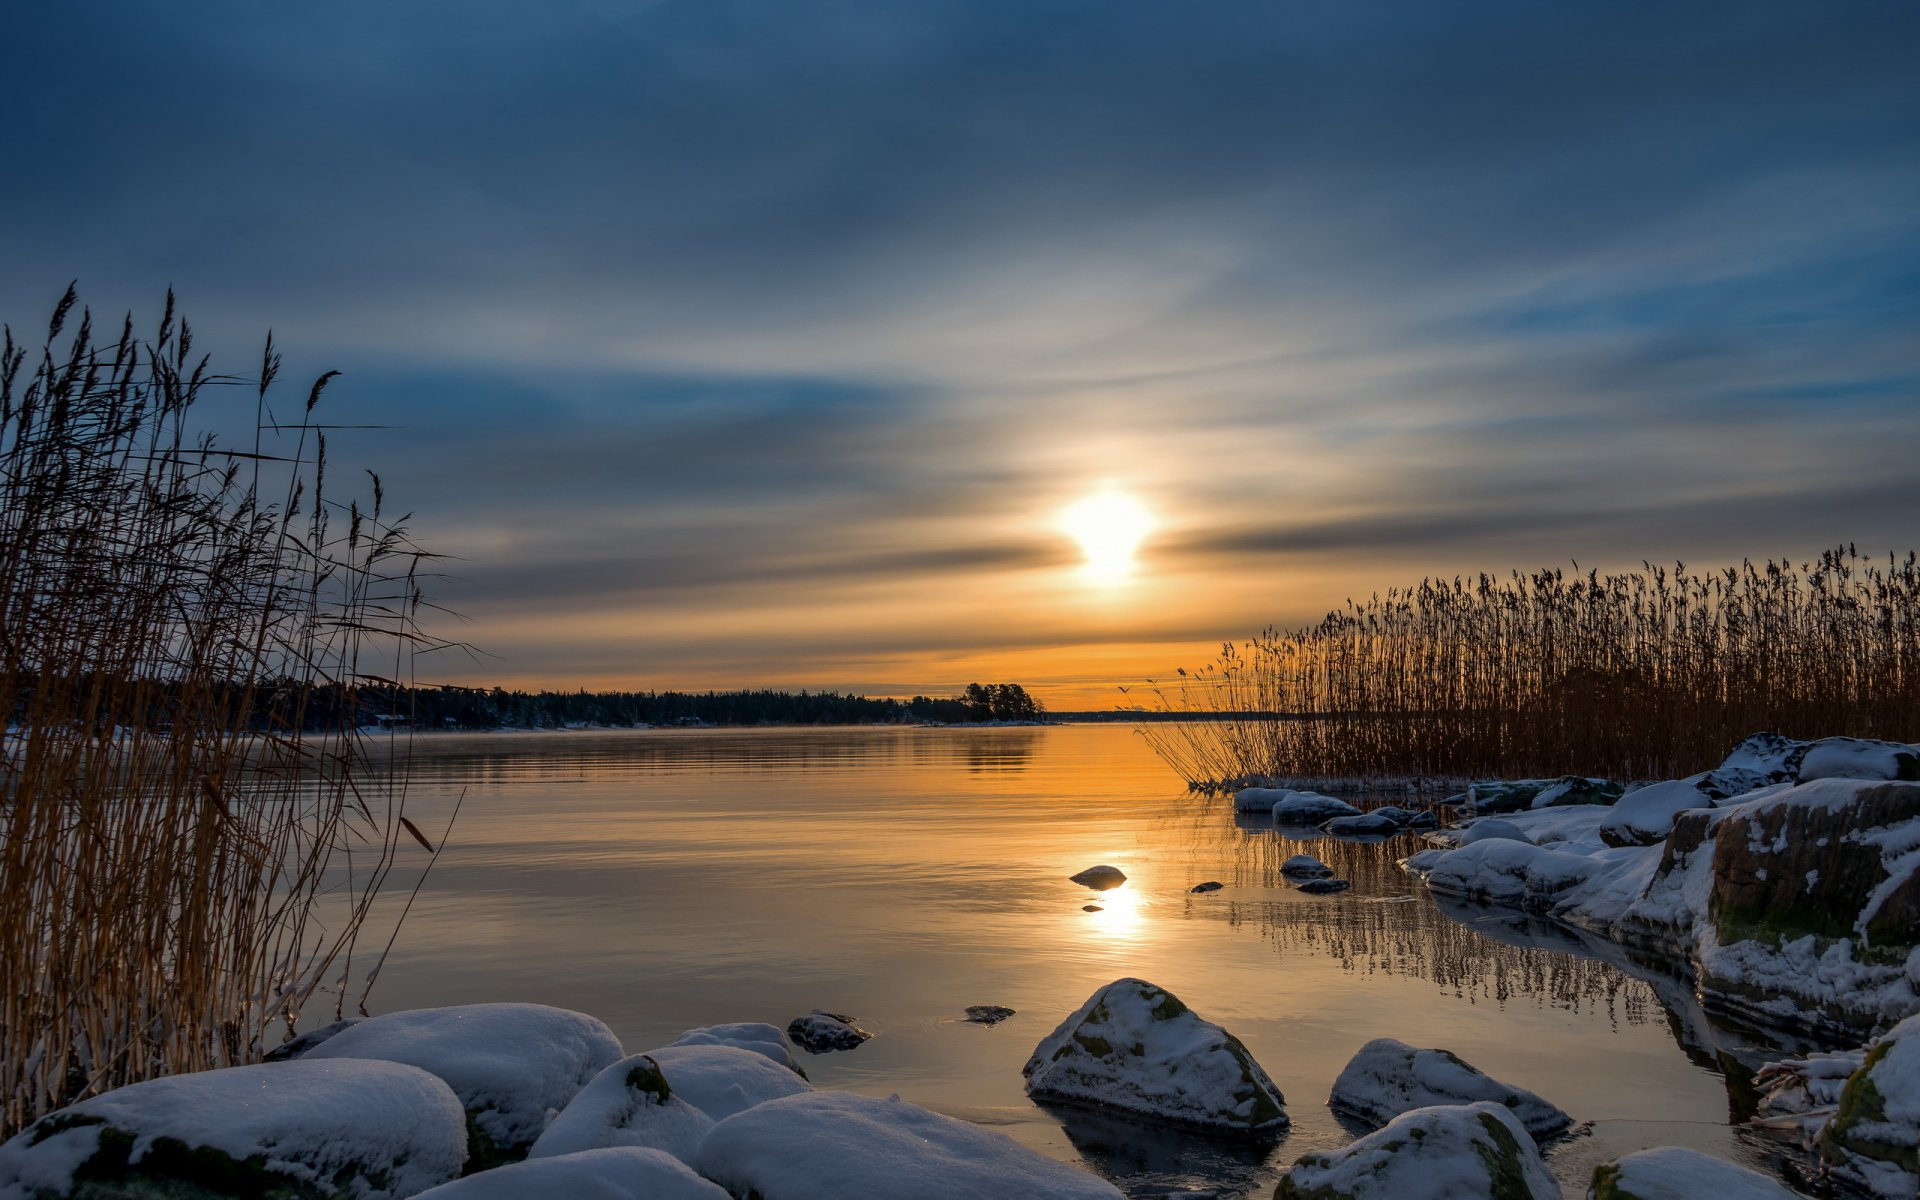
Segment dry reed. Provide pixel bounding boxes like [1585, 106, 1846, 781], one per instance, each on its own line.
[0, 288, 447, 1137]
[1142, 552, 1920, 789]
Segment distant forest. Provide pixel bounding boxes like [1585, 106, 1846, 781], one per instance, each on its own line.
[270, 679, 1049, 730]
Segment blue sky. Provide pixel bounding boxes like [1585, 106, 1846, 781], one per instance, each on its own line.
[5, 1, 1917, 703]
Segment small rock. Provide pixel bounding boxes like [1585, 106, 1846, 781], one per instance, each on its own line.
[1371, 806, 1417, 824]
[1403, 810, 1441, 829]
[1274, 1102, 1558, 1199]
[1329, 1037, 1571, 1138]
[1189, 881, 1224, 893]
[1280, 854, 1333, 879]
[1295, 878, 1351, 895]
[1590, 1146, 1798, 1199]
[1071, 864, 1128, 890]
[964, 1005, 1016, 1025]
[786, 1011, 871, 1054]
[1322, 812, 1402, 837]
[1083, 904, 1104, 912]
[1272, 793, 1364, 824]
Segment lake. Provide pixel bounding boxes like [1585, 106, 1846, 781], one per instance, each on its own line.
[351, 723, 1811, 1198]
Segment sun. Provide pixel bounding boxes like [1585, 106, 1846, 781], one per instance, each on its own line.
[1060, 489, 1153, 583]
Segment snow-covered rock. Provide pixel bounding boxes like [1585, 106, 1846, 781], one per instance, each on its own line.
[1070, 864, 1127, 890]
[1820, 1012, 1920, 1199]
[1587, 1146, 1799, 1199]
[1323, 812, 1403, 837]
[1234, 786, 1296, 813]
[1372, 806, 1419, 825]
[1281, 853, 1333, 878]
[1456, 818, 1532, 847]
[1597, 769, 1768, 847]
[412, 1147, 728, 1200]
[1273, 793, 1364, 824]
[303, 1002, 623, 1163]
[1272, 1101, 1560, 1199]
[786, 1011, 871, 1053]
[1296, 878, 1351, 895]
[1752, 1047, 1866, 1142]
[1468, 776, 1622, 814]
[264, 1016, 364, 1062]
[0, 1059, 466, 1200]
[667, 1022, 804, 1073]
[1023, 977, 1287, 1134]
[637, 1044, 813, 1121]
[527, 1054, 714, 1163]
[693, 1090, 1124, 1200]
[1411, 838, 1599, 909]
[1328, 1038, 1570, 1138]
[1720, 732, 1920, 786]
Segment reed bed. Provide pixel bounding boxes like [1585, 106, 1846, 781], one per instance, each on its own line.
[1142, 550, 1920, 789]
[0, 289, 445, 1136]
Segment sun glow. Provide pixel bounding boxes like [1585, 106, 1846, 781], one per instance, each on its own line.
[1060, 489, 1153, 584]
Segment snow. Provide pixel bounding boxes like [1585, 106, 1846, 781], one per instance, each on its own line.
[1590, 1146, 1798, 1199]
[412, 1147, 728, 1200]
[1410, 838, 1598, 909]
[1821, 1012, 1920, 1200]
[1273, 1102, 1560, 1200]
[1281, 853, 1333, 878]
[634, 1044, 814, 1121]
[1445, 818, 1531, 847]
[667, 1022, 804, 1072]
[1234, 786, 1294, 813]
[303, 1003, 624, 1154]
[1797, 737, 1920, 783]
[1271, 793, 1363, 824]
[1328, 1038, 1570, 1137]
[693, 1090, 1124, 1200]
[1023, 977, 1288, 1133]
[527, 1054, 714, 1163]
[1598, 774, 1729, 846]
[0, 1059, 466, 1200]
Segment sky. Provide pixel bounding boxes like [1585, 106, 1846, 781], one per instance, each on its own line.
[5, 1, 1918, 708]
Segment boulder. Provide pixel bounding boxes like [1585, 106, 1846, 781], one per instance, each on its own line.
[1720, 732, 1920, 786]
[1820, 1012, 1920, 1199]
[1588, 1147, 1799, 1200]
[1281, 854, 1333, 879]
[964, 1005, 1016, 1024]
[1023, 977, 1287, 1135]
[302, 1002, 623, 1166]
[527, 1054, 713, 1164]
[1597, 770, 1767, 848]
[412, 1147, 728, 1200]
[786, 1011, 872, 1053]
[1071, 864, 1128, 890]
[1273, 793, 1364, 824]
[694, 1091, 1124, 1200]
[1458, 819, 1533, 846]
[0, 1059, 466, 1200]
[637, 1044, 814, 1121]
[1272, 1101, 1560, 1199]
[667, 1022, 804, 1074]
[1328, 1038, 1570, 1138]
[1372, 806, 1419, 825]
[1469, 777, 1622, 814]
[1234, 786, 1297, 813]
[1323, 813, 1403, 837]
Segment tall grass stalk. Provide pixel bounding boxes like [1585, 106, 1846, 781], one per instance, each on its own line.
[0, 289, 445, 1136]
[1142, 551, 1920, 789]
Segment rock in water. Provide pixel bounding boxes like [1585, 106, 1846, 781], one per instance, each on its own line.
[263, 1015, 363, 1062]
[1273, 1101, 1560, 1200]
[1295, 878, 1351, 895]
[1597, 769, 1768, 847]
[1190, 880, 1224, 893]
[695, 1091, 1124, 1200]
[0, 1059, 467, 1200]
[1820, 1012, 1920, 1200]
[1272, 793, 1364, 824]
[1023, 977, 1288, 1135]
[1468, 776, 1622, 814]
[1323, 812, 1404, 836]
[1281, 854, 1333, 878]
[965, 1005, 1017, 1024]
[302, 1002, 624, 1166]
[1457, 818, 1532, 846]
[528, 1054, 714, 1163]
[786, 1011, 872, 1053]
[1589, 1147, 1799, 1199]
[412, 1147, 729, 1200]
[668, 1022, 805, 1074]
[1083, 904, 1104, 912]
[1071, 864, 1128, 890]
[1329, 1038, 1571, 1138]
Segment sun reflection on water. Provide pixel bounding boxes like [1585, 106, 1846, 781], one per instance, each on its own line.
[1081, 881, 1144, 939]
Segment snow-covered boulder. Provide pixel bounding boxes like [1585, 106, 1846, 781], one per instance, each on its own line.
[667, 1022, 804, 1074]
[693, 1091, 1123, 1200]
[1329, 1038, 1570, 1138]
[1281, 853, 1333, 878]
[1820, 1012, 1920, 1199]
[1234, 786, 1295, 813]
[303, 1002, 623, 1164]
[1273, 793, 1363, 824]
[1411, 838, 1599, 911]
[1273, 1101, 1560, 1199]
[264, 1016, 364, 1062]
[786, 1011, 871, 1053]
[637, 1044, 813, 1121]
[412, 1147, 728, 1200]
[1588, 1147, 1798, 1199]
[1323, 812, 1403, 837]
[1720, 732, 1920, 786]
[527, 1054, 714, 1163]
[1023, 978, 1287, 1134]
[1597, 769, 1767, 848]
[1372, 806, 1418, 825]
[1468, 777, 1622, 814]
[1070, 864, 1127, 890]
[0, 1059, 466, 1200]
[1457, 818, 1532, 846]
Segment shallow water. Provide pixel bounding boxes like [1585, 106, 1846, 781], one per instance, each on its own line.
[346, 724, 1814, 1197]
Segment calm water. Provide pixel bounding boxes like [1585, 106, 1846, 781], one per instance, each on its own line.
[350, 725, 1809, 1198]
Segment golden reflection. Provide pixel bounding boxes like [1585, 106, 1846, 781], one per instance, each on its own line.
[1059, 488, 1152, 584]
[1082, 881, 1145, 939]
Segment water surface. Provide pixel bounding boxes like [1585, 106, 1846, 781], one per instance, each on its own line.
[352, 725, 1810, 1197]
